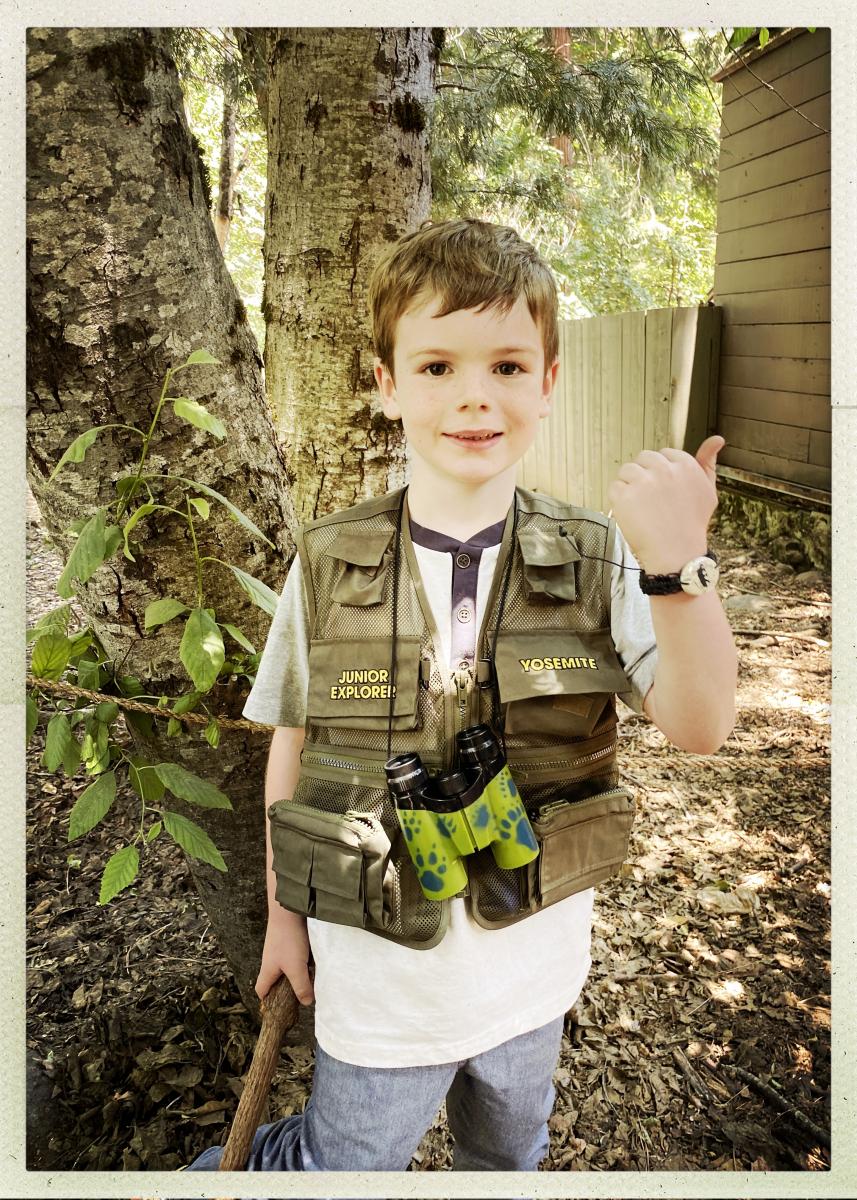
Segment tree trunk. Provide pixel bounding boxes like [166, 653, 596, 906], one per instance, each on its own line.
[26, 26, 294, 1015]
[214, 36, 247, 252]
[262, 27, 439, 523]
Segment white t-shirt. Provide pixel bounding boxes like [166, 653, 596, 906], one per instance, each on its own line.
[244, 520, 657, 1067]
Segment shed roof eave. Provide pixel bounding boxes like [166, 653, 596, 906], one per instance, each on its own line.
[711, 27, 807, 83]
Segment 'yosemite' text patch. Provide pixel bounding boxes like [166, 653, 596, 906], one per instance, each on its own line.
[519, 656, 597, 672]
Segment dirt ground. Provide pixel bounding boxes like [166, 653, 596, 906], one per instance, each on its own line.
[25, 490, 831, 1175]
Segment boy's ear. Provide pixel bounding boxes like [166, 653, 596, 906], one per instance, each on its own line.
[539, 358, 560, 418]
[374, 357, 401, 420]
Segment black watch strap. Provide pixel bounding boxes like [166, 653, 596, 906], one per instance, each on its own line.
[638, 548, 718, 595]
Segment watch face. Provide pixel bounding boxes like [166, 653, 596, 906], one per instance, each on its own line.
[680, 556, 720, 595]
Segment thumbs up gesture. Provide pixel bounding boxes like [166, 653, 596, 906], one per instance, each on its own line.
[606, 436, 725, 575]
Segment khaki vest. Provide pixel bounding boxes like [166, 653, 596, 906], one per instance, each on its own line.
[268, 486, 637, 950]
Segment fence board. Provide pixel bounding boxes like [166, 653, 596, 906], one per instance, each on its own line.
[601, 314, 623, 512]
[718, 94, 829, 172]
[719, 413, 810, 460]
[718, 29, 829, 89]
[809, 430, 831, 467]
[714, 248, 828, 295]
[620, 311, 645, 463]
[644, 309, 673, 454]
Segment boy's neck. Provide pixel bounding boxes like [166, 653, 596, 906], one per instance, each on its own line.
[405, 469, 516, 542]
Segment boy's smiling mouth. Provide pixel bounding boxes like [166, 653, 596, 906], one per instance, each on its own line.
[444, 429, 503, 444]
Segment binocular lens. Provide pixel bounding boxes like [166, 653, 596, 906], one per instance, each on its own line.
[457, 723, 501, 768]
[385, 753, 428, 799]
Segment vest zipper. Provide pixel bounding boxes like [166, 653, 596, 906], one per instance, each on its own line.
[454, 665, 471, 738]
[509, 741, 615, 778]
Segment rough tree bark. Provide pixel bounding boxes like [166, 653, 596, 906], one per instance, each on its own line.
[262, 27, 441, 522]
[26, 26, 294, 1014]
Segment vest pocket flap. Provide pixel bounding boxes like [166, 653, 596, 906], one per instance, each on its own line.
[325, 529, 393, 568]
[311, 843, 363, 899]
[493, 629, 631, 703]
[307, 636, 421, 728]
[531, 788, 635, 904]
[517, 528, 580, 602]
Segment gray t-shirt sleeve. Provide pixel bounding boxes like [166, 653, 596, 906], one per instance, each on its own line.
[609, 524, 658, 715]
[241, 556, 310, 728]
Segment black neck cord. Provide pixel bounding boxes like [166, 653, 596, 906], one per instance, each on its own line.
[385, 487, 407, 764]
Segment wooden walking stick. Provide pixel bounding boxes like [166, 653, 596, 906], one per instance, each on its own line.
[217, 975, 301, 1172]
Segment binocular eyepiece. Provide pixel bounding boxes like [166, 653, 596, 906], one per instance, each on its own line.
[385, 725, 538, 901]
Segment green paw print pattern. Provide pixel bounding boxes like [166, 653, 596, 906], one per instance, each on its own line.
[498, 802, 538, 851]
[414, 845, 449, 893]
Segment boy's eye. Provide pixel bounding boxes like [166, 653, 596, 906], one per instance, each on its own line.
[496, 362, 524, 376]
[423, 362, 449, 377]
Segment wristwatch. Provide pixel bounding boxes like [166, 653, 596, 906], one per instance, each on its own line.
[638, 550, 720, 596]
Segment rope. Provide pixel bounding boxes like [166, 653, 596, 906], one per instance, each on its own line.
[25, 673, 268, 730]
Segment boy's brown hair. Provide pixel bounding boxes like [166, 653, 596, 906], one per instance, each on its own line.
[368, 218, 559, 377]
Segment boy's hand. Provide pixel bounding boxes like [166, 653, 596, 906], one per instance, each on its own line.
[606, 435, 724, 574]
[256, 905, 315, 1006]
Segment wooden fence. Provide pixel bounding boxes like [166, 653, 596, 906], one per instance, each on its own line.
[519, 306, 722, 512]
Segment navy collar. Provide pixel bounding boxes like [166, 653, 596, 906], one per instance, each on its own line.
[408, 514, 506, 554]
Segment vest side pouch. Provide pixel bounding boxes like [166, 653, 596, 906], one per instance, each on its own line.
[268, 800, 394, 930]
[493, 628, 630, 738]
[326, 529, 393, 606]
[525, 787, 635, 909]
[306, 636, 421, 730]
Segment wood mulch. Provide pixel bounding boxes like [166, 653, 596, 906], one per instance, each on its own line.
[26, 489, 830, 1173]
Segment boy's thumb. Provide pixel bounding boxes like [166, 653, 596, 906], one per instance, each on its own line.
[695, 434, 725, 480]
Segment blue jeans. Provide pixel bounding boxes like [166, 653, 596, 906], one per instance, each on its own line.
[185, 1015, 564, 1172]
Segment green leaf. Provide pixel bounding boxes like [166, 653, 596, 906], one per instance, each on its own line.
[222, 623, 256, 654]
[144, 598, 189, 630]
[182, 349, 221, 367]
[48, 427, 101, 482]
[172, 691, 202, 715]
[26, 694, 39, 742]
[67, 630, 93, 660]
[166, 717, 182, 737]
[26, 603, 72, 643]
[188, 496, 210, 519]
[129, 758, 166, 803]
[95, 701, 119, 724]
[31, 634, 72, 682]
[104, 525, 123, 558]
[139, 475, 274, 549]
[173, 397, 226, 440]
[728, 26, 756, 49]
[758, 27, 769, 47]
[163, 811, 227, 871]
[203, 718, 220, 749]
[57, 507, 109, 599]
[154, 762, 232, 810]
[81, 717, 110, 774]
[42, 712, 74, 772]
[68, 770, 117, 840]
[76, 656, 102, 690]
[122, 503, 156, 562]
[117, 675, 144, 697]
[180, 609, 225, 692]
[98, 844, 140, 904]
[228, 565, 279, 617]
[62, 736, 82, 777]
[146, 821, 162, 843]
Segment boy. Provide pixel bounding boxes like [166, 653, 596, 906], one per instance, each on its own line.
[187, 218, 736, 1174]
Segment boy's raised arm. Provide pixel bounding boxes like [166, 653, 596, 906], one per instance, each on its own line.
[608, 435, 737, 755]
[256, 725, 316, 1005]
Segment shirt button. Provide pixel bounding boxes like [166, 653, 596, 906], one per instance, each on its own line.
[457, 607, 472, 623]
[456, 553, 471, 568]
[458, 658, 470, 670]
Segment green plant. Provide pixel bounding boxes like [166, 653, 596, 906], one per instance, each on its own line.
[26, 349, 277, 903]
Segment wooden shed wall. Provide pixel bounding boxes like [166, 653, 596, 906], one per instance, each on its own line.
[712, 28, 830, 493]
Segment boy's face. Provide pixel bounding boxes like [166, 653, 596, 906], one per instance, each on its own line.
[374, 294, 558, 494]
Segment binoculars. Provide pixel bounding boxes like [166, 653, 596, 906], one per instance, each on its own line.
[385, 724, 539, 901]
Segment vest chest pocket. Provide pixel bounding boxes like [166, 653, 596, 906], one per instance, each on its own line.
[525, 787, 635, 907]
[492, 628, 631, 738]
[516, 526, 581, 603]
[268, 801, 394, 930]
[307, 636, 421, 730]
[326, 529, 393, 606]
